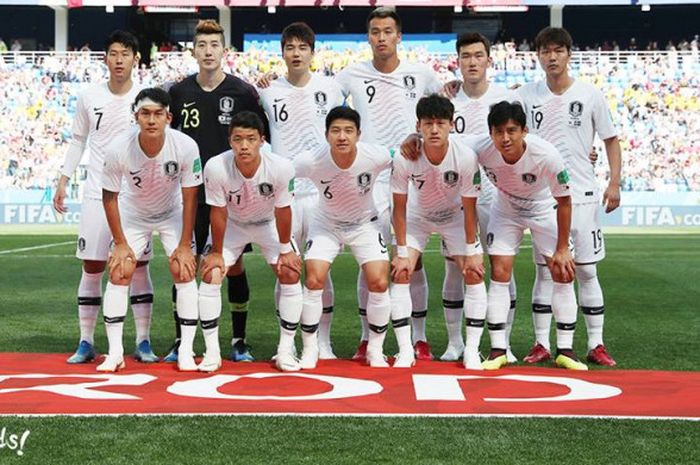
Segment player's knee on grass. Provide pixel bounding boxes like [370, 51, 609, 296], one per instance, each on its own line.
[464, 269, 483, 286]
[489, 258, 512, 283]
[305, 271, 326, 290]
[364, 266, 389, 293]
[169, 259, 195, 284]
[575, 263, 598, 282]
[277, 265, 300, 285]
[83, 260, 106, 274]
[109, 260, 135, 286]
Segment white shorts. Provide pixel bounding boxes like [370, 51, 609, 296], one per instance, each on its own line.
[305, 217, 389, 266]
[407, 215, 466, 257]
[292, 192, 318, 248]
[122, 210, 184, 260]
[486, 206, 559, 264]
[373, 180, 391, 218]
[570, 202, 605, 263]
[77, 198, 153, 261]
[211, 220, 292, 267]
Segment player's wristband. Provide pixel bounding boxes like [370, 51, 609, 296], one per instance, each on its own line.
[396, 245, 409, 258]
[465, 242, 483, 256]
[279, 242, 294, 254]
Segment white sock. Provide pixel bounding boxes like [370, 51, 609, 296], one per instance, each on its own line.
[505, 275, 517, 348]
[130, 265, 153, 345]
[443, 260, 466, 348]
[576, 264, 605, 351]
[532, 265, 553, 350]
[176, 280, 199, 357]
[103, 282, 129, 358]
[487, 280, 510, 351]
[357, 270, 369, 341]
[367, 290, 391, 353]
[77, 270, 103, 345]
[319, 274, 335, 348]
[552, 282, 578, 351]
[278, 283, 303, 353]
[410, 268, 428, 344]
[465, 282, 487, 352]
[390, 283, 413, 352]
[301, 287, 323, 352]
[198, 282, 222, 357]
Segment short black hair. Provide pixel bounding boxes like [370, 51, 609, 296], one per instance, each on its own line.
[281, 22, 315, 52]
[534, 27, 573, 52]
[229, 111, 265, 136]
[456, 32, 491, 56]
[416, 94, 454, 121]
[105, 30, 139, 55]
[487, 101, 527, 130]
[366, 7, 402, 32]
[325, 106, 361, 132]
[132, 87, 171, 112]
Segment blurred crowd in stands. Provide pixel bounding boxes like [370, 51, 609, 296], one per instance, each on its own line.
[0, 46, 698, 193]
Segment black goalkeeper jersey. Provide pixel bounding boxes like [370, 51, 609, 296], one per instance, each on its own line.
[169, 73, 270, 166]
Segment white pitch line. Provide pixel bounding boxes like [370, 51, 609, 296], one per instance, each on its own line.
[0, 241, 74, 255]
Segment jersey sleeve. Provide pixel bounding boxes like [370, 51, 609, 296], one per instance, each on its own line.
[274, 159, 295, 209]
[391, 155, 410, 195]
[180, 139, 204, 188]
[101, 148, 123, 193]
[459, 147, 482, 198]
[203, 158, 227, 208]
[545, 150, 572, 198]
[592, 88, 617, 140]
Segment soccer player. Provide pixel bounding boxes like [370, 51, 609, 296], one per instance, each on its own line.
[294, 107, 393, 368]
[257, 22, 345, 359]
[199, 111, 301, 373]
[475, 101, 586, 370]
[334, 7, 443, 360]
[168, 20, 270, 363]
[98, 88, 202, 372]
[391, 95, 485, 369]
[518, 27, 621, 366]
[440, 32, 523, 363]
[52, 30, 158, 364]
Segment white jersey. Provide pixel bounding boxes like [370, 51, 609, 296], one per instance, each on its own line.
[294, 142, 393, 228]
[259, 74, 344, 195]
[462, 133, 571, 216]
[518, 79, 617, 203]
[336, 60, 442, 184]
[452, 84, 522, 206]
[204, 150, 294, 226]
[102, 128, 202, 222]
[392, 138, 481, 225]
[62, 82, 142, 200]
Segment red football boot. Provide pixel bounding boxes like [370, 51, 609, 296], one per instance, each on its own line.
[523, 342, 552, 363]
[413, 340, 434, 361]
[587, 344, 617, 367]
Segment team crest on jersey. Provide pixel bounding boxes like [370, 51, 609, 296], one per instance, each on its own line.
[568, 101, 583, 127]
[314, 91, 328, 106]
[218, 97, 235, 125]
[443, 171, 459, 187]
[522, 173, 537, 184]
[259, 183, 274, 197]
[358, 172, 372, 188]
[164, 161, 179, 178]
[403, 75, 416, 90]
[484, 168, 497, 184]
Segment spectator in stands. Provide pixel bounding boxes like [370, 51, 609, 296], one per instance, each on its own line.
[11, 39, 22, 52]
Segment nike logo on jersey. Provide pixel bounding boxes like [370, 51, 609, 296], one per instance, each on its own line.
[93, 107, 103, 112]
[273, 98, 285, 103]
[183, 102, 196, 108]
[320, 179, 333, 184]
[363, 79, 376, 84]
[532, 104, 543, 109]
[129, 170, 142, 175]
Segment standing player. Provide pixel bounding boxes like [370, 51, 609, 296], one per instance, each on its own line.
[391, 95, 485, 369]
[198, 112, 301, 373]
[99, 88, 201, 372]
[257, 22, 345, 359]
[440, 32, 522, 363]
[53, 30, 158, 365]
[518, 27, 621, 366]
[168, 20, 270, 363]
[295, 107, 393, 368]
[476, 101, 586, 370]
[334, 7, 443, 360]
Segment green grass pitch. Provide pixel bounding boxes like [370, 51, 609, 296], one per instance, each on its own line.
[0, 227, 698, 464]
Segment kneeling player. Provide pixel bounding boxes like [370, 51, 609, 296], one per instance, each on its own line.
[99, 87, 201, 372]
[199, 111, 302, 373]
[478, 101, 586, 370]
[391, 95, 486, 369]
[295, 107, 393, 368]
